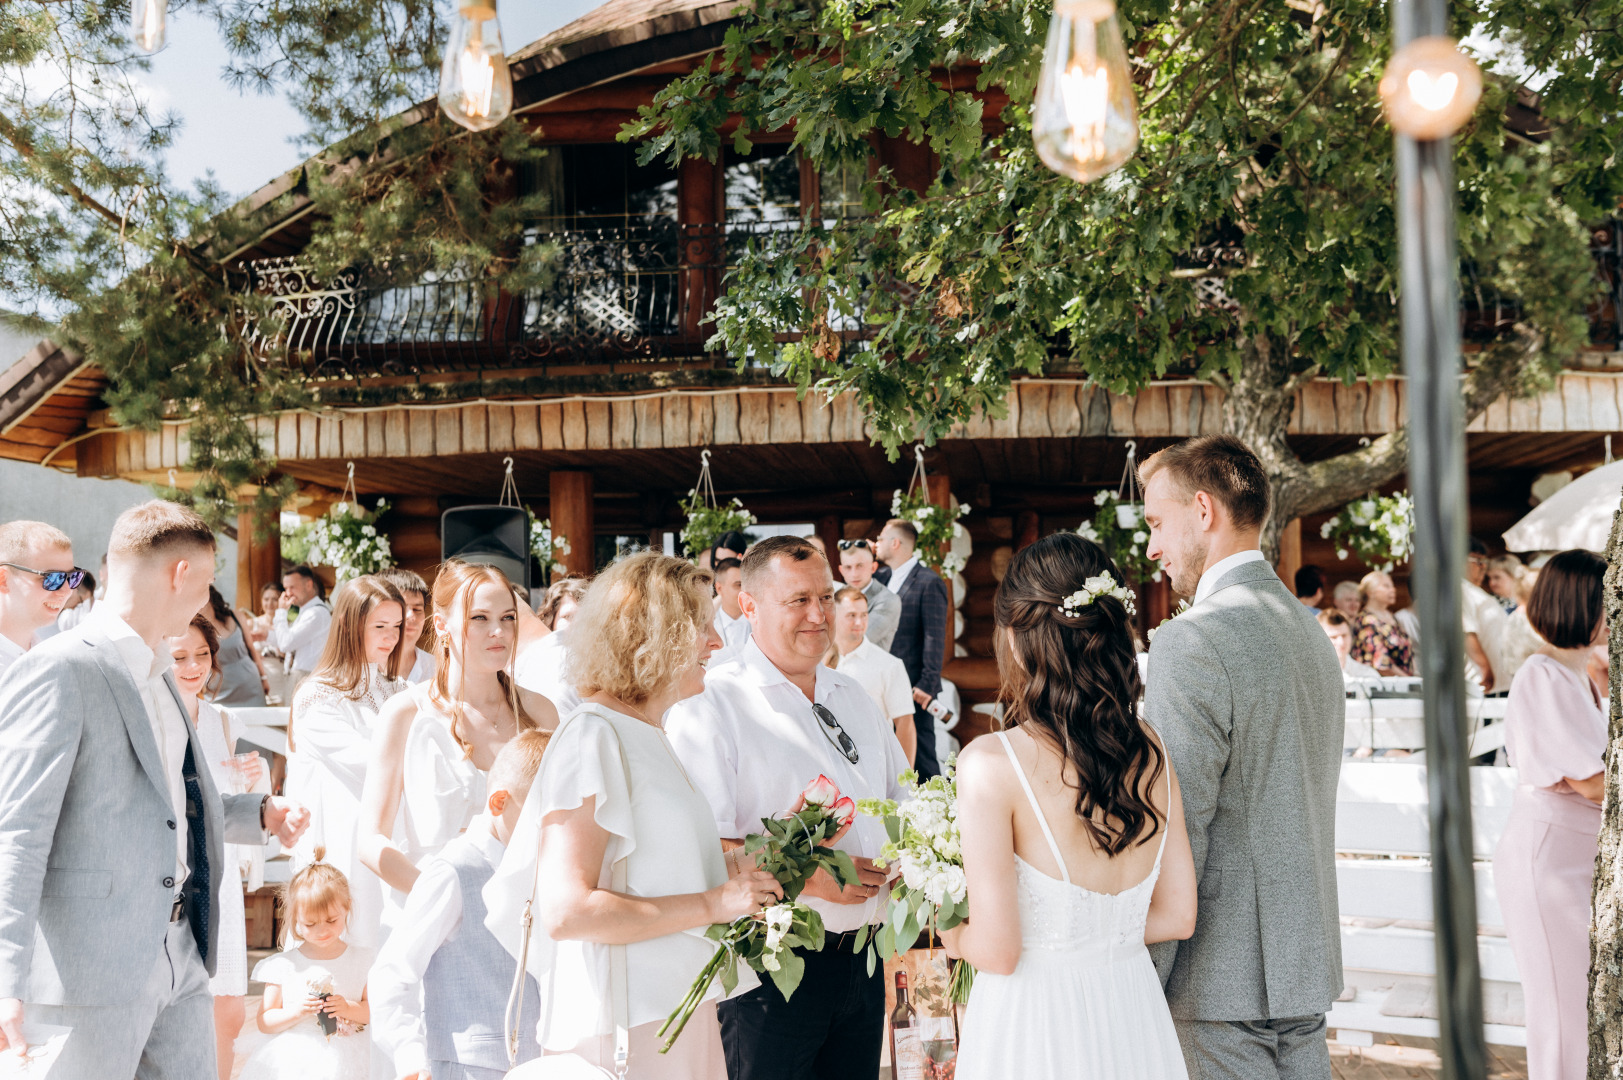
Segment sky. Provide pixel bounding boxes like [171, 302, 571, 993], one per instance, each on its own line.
[146, 0, 600, 202]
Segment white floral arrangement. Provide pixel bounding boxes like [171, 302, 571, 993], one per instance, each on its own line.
[857, 761, 975, 1003]
[1059, 574, 1138, 618]
[1077, 490, 1161, 586]
[282, 498, 393, 584]
[1320, 492, 1414, 572]
[679, 492, 757, 558]
[890, 488, 970, 576]
[1145, 599, 1192, 644]
[526, 510, 571, 583]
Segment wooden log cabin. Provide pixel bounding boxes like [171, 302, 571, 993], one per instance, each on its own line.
[1, 0, 1620, 740]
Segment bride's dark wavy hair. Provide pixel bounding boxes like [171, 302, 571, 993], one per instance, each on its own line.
[994, 531, 1164, 857]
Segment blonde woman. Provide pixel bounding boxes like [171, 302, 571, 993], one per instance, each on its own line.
[287, 575, 409, 948]
[358, 562, 558, 920]
[1348, 570, 1415, 677]
[487, 553, 782, 1079]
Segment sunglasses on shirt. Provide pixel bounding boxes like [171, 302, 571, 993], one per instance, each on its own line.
[812, 703, 860, 764]
[1, 563, 86, 592]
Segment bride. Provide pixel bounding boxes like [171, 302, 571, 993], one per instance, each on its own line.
[942, 532, 1198, 1080]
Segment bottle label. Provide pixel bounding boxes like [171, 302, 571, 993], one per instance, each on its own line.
[893, 1028, 927, 1080]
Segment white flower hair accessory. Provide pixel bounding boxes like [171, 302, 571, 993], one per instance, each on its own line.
[1058, 574, 1137, 618]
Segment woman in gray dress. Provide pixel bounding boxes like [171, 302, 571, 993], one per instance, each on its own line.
[203, 585, 271, 706]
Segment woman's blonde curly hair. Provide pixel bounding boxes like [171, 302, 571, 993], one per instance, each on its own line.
[567, 552, 712, 708]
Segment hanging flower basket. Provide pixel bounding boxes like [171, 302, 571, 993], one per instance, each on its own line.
[1077, 490, 1160, 586]
[892, 447, 970, 576]
[680, 450, 757, 557]
[527, 510, 571, 585]
[283, 498, 394, 584]
[1321, 492, 1414, 572]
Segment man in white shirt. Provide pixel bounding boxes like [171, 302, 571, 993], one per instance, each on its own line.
[836, 539, 901, 650]
[1463, 539, 1509, 692]
[0, 520, 77, 680]
[272, 564, 333, 679]
[667, 535, 906, 1080]
[0, 500, 308, 1077]
[712, 557, 751, 658]
[828, 586, 916, 765]
[380, 567, 437, 684]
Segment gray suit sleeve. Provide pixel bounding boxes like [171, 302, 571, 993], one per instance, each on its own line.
[867, 589, 901, 652]
[0, 655, 86, 999]
[1143, 617, 1233, 980]
[221, 793, 268, 845]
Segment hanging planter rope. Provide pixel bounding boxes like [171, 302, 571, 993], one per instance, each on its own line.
[281, 461, 394, 583]
[1076, 440, 1160, 585]
[890, 445, 970, 576]
[505, 456, 571, 583]
[679, 449, 757, 557]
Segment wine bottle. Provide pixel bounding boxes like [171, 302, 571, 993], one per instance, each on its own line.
[890, 970, 926, 1080]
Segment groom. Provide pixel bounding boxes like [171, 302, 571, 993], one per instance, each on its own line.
[1140, 436, 1346, 1080]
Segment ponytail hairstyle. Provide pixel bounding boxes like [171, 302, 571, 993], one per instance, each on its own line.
[281, 848, 352, 947]
[994, 531, 1164, 857]
[429, 560, 541, 759]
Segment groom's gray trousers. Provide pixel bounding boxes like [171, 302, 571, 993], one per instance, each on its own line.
[1173, 1015, 1330, 1080]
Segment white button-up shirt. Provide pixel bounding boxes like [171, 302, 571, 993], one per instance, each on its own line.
[885, 554, 921, 596]
[714, 607, 752, 653]
[273, 597, 332, 674]
[0, 634, 24, 681]
[1192, 549, 1268, 607]
[370, 825, 504, 1077]
[833, 638, 914, 722]
[667, 640, 909, 933]
[89, 609, 192, 891]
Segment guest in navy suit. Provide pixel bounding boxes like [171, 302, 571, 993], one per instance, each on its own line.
[874, 518, 950, 779]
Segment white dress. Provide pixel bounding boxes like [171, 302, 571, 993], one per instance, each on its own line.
[485, 703, 752, 1079]
[955, 733, 1188, 1080]
[240, 944, 375, 1080]
[195, 702, 255, 996]
[287, 666, 406, 948]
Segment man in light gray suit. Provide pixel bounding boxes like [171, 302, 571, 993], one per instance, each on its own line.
[0, 500, 309, 1078]
[1140, 436, 1346, 1080]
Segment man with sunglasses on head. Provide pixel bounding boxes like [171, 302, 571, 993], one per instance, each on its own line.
[836, 538, 901, 651]
[668, 535, 909, 1080]
[0, 521, 78, 680]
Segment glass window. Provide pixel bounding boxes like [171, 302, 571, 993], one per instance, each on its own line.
[724, 143, 802, 225]
[521, 144, 678, 233]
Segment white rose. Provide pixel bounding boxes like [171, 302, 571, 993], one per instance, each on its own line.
[1094, 490, 1111, 507]
[362, 525, 376, 537]
[1133, 530, 1148, 544]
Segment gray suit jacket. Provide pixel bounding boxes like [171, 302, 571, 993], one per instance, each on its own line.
[0, 623, 264, 1006]
[1146, 560, 1346, 1021]
[862, 580, 901, 652]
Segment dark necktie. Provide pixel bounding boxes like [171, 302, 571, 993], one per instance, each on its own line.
[181, 740, 212, 966]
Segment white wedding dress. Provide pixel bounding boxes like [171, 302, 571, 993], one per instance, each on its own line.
[955, 733, 1189, 1080]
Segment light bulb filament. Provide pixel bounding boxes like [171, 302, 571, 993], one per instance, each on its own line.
[1406, 69, 1458, 112]
[1059, 61, 1111, 164]
[459, 47, 496, 118]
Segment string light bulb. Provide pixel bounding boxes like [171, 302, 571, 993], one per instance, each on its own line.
[438, 0, 514, 132]
[1379, 37, 1482, 140]
[1033, 0, 1140, 183]
[131, 0, 166, 52]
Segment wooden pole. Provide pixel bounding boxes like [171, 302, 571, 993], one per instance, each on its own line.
[550, 471, 596, 578]
[1276, 518, 1303, 590]
[237, 507, 281, 612]
[816, 515, 842, 566]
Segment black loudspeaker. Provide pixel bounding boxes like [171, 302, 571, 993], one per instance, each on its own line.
[441, 505, 531, 591]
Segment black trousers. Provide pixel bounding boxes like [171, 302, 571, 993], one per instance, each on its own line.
[718, 935, 885, 1080]
[912, 704, 941, 780]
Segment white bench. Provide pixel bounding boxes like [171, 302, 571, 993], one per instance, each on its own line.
[1343, 695, 1507, 755]
[1329, 762, 1526, 1048]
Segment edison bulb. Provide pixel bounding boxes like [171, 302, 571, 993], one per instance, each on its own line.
[131, 0, 166, 52]
[439, 0, 514, 132]
[1379, 37, 1483, 140]
[1033, 0, 1140, 183]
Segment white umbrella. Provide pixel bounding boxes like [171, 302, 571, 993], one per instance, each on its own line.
[1502, 460, 1623, 553]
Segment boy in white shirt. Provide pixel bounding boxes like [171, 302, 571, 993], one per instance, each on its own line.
[370, 730, 550, 1080]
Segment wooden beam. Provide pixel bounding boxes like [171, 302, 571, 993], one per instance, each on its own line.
[550, 470, 595, 577]
[237, 508, 281, 617]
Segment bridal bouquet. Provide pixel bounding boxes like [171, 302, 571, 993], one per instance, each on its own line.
[857, 761, 975, 1003]
[660, 776, 861, 1052]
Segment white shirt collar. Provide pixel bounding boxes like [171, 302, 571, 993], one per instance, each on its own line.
[465, 822, 505, 868]
[716, 606, 746, 628]
[885, 555, 921, 595]
[737, 638, 833, 701]
[0, 634, 24, 667]
[1193, 550, 1268, 607]
[85, 608, 171, 681]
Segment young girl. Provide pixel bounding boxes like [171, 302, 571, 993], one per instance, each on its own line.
[241, 857, 373, 1080]
[168, 613, 267, 1080]
[287, 575, 409, 947]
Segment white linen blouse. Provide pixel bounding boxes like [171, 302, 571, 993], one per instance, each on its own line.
[398, 681, 488, 865]
[484, 702, 754, 1050]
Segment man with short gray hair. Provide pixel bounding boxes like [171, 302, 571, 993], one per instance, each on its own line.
[1140, 435, 1345, 1080]
[0, 520, 77, 679]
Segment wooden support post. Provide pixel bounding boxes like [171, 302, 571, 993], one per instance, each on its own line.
[550, 471, 595, 578]
[1015, 511, 1041, 552]
[1277, 518, 1303, 591]
[237, 507, 281, 612]
[678, 157, 723, 342]
[816, 515, 842, 566]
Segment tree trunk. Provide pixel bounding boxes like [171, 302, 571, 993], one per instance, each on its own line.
[1588, 496, 1623, 1078]
[1217, 326, 1545, 562]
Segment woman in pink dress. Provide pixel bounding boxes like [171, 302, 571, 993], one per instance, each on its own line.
[1494, 549, 1608, 1080]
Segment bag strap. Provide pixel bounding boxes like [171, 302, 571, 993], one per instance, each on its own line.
[506, 709, 636, 1076]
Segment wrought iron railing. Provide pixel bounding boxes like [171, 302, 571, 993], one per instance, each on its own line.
[244, 219, 1622, 380]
